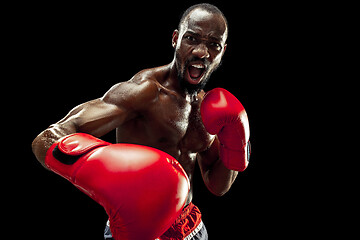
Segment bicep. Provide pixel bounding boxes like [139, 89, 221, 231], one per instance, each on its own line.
[32, 83, 136, 166]
[58, 79, 158, 137]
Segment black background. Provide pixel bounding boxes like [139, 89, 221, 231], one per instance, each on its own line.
[6, 0, 334, 239]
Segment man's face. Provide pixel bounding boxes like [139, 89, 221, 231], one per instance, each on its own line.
[173, 9, 228, 94]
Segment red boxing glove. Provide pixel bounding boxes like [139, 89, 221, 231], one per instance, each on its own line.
[45, 133, 190, 240]
[201, 88, 251, 171]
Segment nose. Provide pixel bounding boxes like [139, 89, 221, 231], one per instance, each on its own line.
[192, 43, 210, 59]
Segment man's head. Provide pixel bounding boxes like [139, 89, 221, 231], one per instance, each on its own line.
[172, 3, 228, 95]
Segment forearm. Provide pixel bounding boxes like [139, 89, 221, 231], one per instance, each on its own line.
[32, 123, 76, 168]
[31, 98, 122, 168]
[202, 158, 238, 196]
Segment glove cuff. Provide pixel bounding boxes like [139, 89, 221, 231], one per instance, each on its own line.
[45, 133, 110, 181]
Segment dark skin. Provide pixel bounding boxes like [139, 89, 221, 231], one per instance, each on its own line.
[32, 9, 238, 204]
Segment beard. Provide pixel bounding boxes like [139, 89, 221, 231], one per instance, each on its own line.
[175, 52, 220, 96]
[178, 71, 209, 95]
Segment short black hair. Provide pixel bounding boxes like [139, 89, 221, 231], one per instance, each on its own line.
[178, 3, 228, 32]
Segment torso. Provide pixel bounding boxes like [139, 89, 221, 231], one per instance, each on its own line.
[115, 65, 214, 204]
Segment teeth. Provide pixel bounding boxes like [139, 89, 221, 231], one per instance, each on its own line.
[191, 64, 205, 69]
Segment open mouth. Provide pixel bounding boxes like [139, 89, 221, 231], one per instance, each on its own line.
[187, 63, 206, 84]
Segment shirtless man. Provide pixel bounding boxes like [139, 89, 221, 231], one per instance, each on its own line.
[32, 3, 250, 240]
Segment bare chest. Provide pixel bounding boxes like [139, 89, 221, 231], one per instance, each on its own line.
[117, 90, 212, 158]
[148, 92, 212, 154]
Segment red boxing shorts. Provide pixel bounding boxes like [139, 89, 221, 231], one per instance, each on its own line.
[158, 202, 207, 240]
[104, 202, 208, 240]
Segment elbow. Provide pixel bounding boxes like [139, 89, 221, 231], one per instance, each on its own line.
[211, 190, 227, 197]
[206, 182, 230, 197]
[202, 170, 232, 197]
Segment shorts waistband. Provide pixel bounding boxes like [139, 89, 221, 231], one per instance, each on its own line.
[105, 203, 203, 240]
[159, 202, 202, 240]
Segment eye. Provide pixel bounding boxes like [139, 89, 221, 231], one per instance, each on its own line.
[210, 42, 222, 51]
[184, 35, 196, 42]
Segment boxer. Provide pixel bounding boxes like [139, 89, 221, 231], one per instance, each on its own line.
[32, 3, 251, 240]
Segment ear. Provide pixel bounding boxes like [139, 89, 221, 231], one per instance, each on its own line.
[223, 43, 227, 54]
[220, 43, 227, 58]
[172, 30, 179, 48]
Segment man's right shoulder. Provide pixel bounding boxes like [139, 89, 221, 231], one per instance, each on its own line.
[102, 69, 161, 108]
